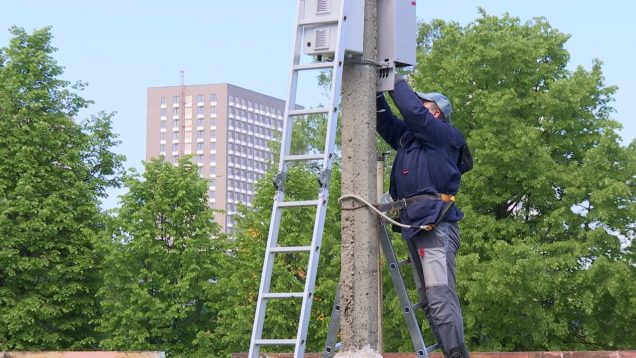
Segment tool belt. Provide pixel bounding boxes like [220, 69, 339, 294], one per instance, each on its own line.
[378, 193, 455, 213]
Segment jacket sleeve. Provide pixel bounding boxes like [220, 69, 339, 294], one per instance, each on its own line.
[376, 93, 406, 151]
[389, 79, 454, 146]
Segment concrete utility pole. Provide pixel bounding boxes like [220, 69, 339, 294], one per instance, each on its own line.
[339, 0, 380, 353]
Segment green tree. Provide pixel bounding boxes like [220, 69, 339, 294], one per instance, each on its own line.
[98, 157, 227, 357]
[210, 163, 342, 357]
[413, 10, 636, 350]
[0, 26, 124, 350]
[201, 10, 636, 355]
[208, 106, 344, 356]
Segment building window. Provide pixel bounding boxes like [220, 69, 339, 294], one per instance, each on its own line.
[196, 142, 204, 151]
[160, 108, 167, 116]
[197, 118, 204, 127]
[211, 106, 216, 113]
[196, 94, 204, 103]
[210, 143, 216, 150]
[210, 130, 216, 137]
[210, 118, 216, 126]
[173, 95, 180, 103]
[173, 132, 179, 140]
[210, 166, 216, 174]
[197, 107, 204, 114]
[160, 144, 166, 152]
[228, 95, 234, 103]
[160, 132, 166, 140]
[197, 130, 204, 139]
[173, 119, 179, 128]
[210, 154, 216, 161]
[160, 120, 166, 128]
[172, 143, 179, 151]
[160, 96, 166, 104]
[172, 108, 179, 116]
[197, 154, 203, 163]
[210, 94, 217, 101]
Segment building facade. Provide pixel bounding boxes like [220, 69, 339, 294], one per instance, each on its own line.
[146, 83, 285, 233]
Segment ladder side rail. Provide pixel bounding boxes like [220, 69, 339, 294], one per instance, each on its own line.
[277, 0, 306, 175]
[322, 282, 341, 358]
[378, 225, 430, 358]
[293, 192, 330, 357]
[248, 206, 285, 357]
[248, 0, 305, 356]
[293, 0, 350, 355]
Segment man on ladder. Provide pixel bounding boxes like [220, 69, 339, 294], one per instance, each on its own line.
[376, 73, 473, 358]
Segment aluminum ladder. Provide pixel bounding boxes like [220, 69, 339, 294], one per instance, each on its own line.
[247, 1, 351, 357]
[323, 220, 440, 358]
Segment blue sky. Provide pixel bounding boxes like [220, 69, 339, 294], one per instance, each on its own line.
[2, 1, 634, 208]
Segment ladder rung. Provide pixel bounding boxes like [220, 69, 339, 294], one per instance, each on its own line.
[263, 292, 304, 299]
[293, 62, 337, 71]
[289, 108, 329, 116]
[255, 338, 296, 346]
[278, 200, 320, 208]
[427, 343, 441, 353]
[284, 154, 324, 162]
[298, 17, 339, 26]
[270, 246, 312, 253]
[398, 258, 411, 266]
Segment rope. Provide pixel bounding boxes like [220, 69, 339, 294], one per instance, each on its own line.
[338, 194, 432, 231]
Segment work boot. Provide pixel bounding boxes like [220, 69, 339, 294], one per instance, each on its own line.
[447, 344, 470, 358]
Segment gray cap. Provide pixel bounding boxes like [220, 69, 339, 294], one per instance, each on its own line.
[416, 92, 452, 120]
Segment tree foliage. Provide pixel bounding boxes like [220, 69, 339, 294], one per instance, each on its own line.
[222, 10, 635, 355]
[0, 26, 124, 350]
[413, 10, 636, 350]
[210, 159, 343, 356]
[97, 157, 227, 357]
[3, 10, 635, 355]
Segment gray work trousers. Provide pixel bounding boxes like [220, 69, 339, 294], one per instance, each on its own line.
[406, 221, 466, 355]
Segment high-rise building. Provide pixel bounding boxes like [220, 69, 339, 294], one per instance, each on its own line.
[146, 83, 285, 233]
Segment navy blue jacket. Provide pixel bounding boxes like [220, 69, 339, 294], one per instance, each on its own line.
[377, 80, 467, 238]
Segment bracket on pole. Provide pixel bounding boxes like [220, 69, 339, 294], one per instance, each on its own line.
[318, 168, 332, 188]
[273, 171, 287, 192]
